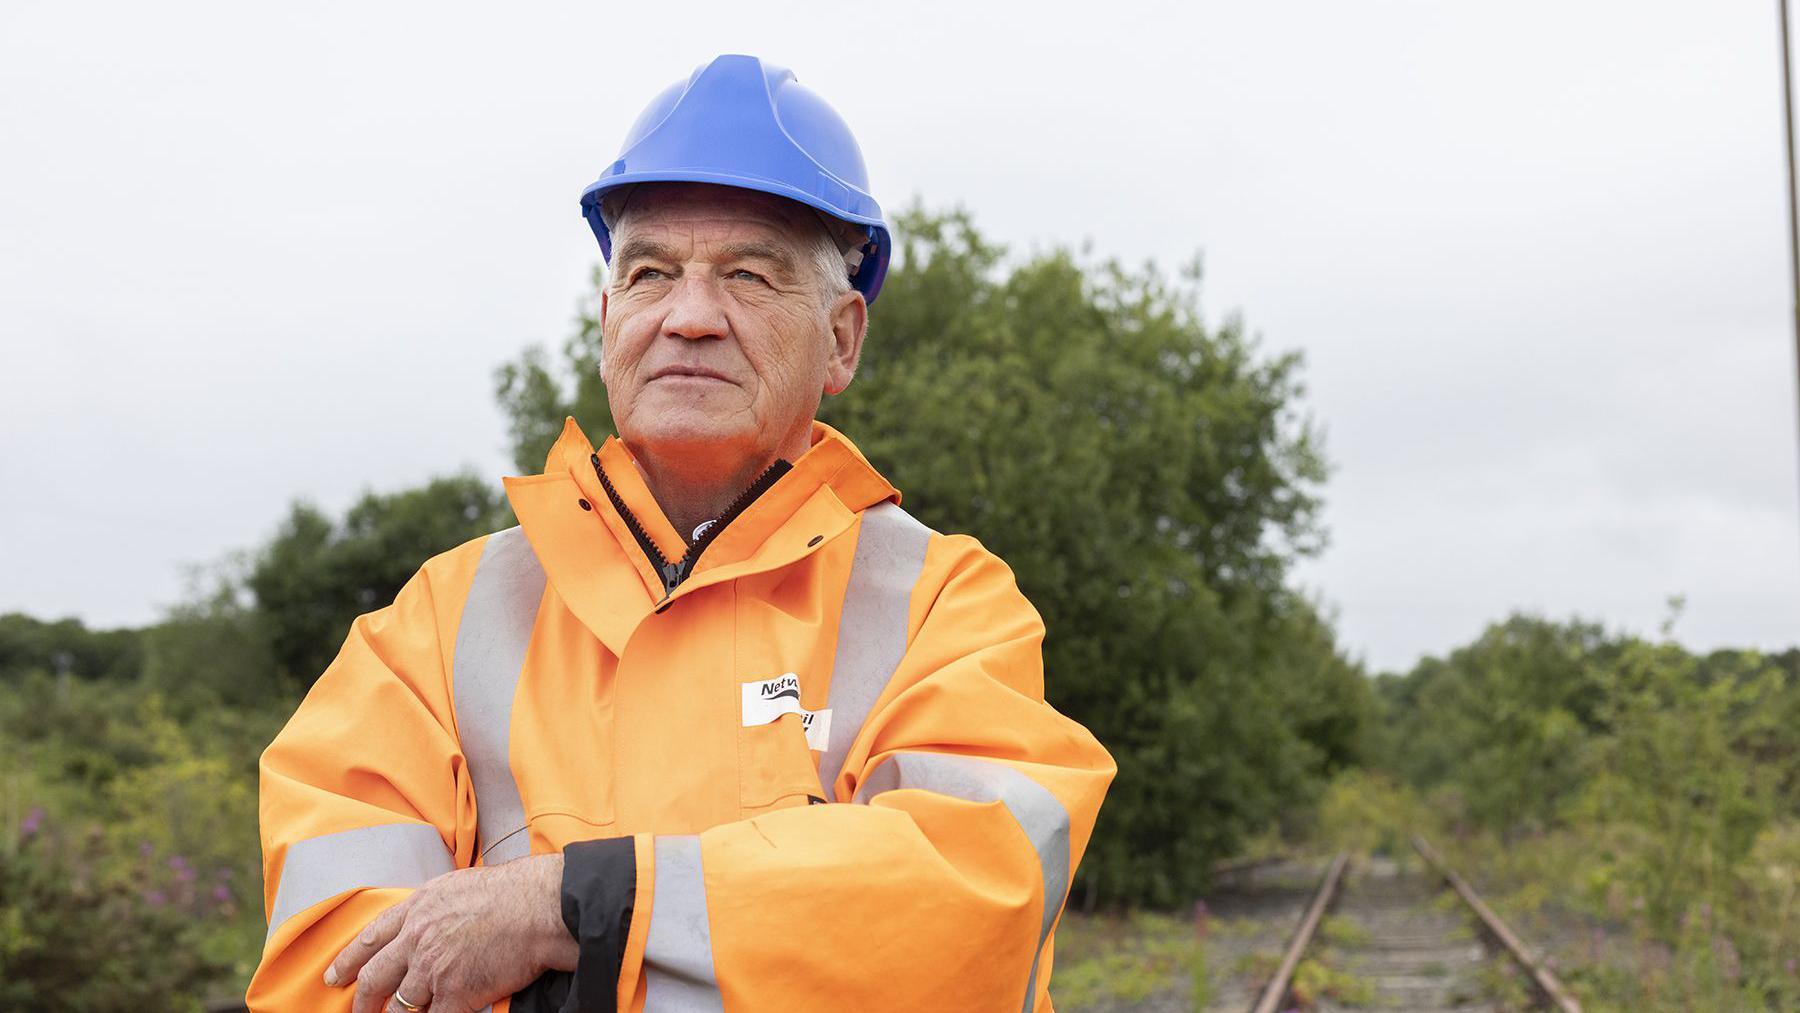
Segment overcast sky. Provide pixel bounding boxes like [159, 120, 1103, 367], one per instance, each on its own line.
[3, 1, 1797, 673]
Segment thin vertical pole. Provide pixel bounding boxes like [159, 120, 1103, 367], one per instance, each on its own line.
[1780, 0, 1800, 508]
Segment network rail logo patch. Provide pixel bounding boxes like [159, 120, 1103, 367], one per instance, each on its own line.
[741, 673, 832, 750]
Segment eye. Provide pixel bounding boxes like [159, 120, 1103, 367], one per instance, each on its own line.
[729, 268, 767, 284]
[628, 267, 667, 285]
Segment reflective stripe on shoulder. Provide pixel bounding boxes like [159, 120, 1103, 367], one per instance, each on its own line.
[264, 822, 454, 941]
[644, 835, 723, 1013]
[854, 753, 1072, 1013]
[453, 525, 547, 866]
[815, 501, 932, 799]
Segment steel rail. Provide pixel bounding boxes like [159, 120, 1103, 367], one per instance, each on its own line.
[1412, 835, 1583, 1013]
[1247, 850, 1349, 1013]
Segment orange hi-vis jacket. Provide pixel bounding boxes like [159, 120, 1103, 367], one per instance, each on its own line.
[250, 418, 1115, 1012]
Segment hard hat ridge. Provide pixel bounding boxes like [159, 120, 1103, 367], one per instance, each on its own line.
[580, 54, 892, 304]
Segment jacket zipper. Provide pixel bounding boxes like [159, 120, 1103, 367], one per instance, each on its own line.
[590, 453, 793, 609]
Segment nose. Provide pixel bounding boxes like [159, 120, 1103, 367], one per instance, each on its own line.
[661, 275, 729, 342]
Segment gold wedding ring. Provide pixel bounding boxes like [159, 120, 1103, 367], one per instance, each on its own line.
[393, 991, 426, 1012]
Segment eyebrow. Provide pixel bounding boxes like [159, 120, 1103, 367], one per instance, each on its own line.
[716, 240, 800, 277]
[612, 237, 682, 271]
[611, 235, 804, 282]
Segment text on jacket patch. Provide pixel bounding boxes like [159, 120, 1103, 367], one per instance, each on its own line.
[741, 673, 832, 751]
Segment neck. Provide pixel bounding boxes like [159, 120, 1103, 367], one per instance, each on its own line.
[630, 454, 771, 539]
[626, 425, 813, 539]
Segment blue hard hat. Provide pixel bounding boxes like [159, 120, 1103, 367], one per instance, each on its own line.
[580, 54, 892, 304]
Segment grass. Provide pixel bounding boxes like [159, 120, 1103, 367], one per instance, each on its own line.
[1418, 818, 1800, 1011]
[1289, 956, 1376, 1008]
[1053, 910, 1210, 1011]
[1319, 913, 1371, 947]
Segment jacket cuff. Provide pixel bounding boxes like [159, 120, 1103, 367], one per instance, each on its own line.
[510, 837, 637, 1013]
[564, 836, 639, 1013]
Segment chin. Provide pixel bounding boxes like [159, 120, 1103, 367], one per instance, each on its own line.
[628, 415, 755, 458]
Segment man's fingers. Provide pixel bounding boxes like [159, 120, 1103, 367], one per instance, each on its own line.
[351, 934, 415, 1013]
[385, 963, 436, 1013]
[327, 900, 409, 988]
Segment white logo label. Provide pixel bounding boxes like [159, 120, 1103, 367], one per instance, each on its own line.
[741, 673, 832, 751]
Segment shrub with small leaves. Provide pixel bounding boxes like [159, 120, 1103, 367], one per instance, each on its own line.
[0, 811, 229, 1011]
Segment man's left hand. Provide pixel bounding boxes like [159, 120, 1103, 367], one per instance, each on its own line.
[324, 853, 577, 1013]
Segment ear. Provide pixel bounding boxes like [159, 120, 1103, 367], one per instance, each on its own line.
[822, 290, 867, 396]
[595, 288, 613, 381]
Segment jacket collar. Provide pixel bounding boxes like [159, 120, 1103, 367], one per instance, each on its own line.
[503, 417, 900, 653]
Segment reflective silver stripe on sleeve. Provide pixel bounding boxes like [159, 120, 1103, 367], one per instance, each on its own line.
[854, 752, 1072, 1013]
[815, 502, 932, 799]
[453, 526, 546, 866]
[644, 835, 724, 1013]
[264, 822, 454, 941]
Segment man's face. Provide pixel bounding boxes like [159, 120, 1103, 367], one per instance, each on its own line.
[599, 183, 865, 467]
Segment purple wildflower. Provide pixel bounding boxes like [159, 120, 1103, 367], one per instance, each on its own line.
[19, 807, 43, 836]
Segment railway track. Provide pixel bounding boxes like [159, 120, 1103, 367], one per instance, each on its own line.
[1243, 839, 1580, 1013]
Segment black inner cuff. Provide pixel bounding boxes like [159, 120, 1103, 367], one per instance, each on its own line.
[511, 836, 638, 1013]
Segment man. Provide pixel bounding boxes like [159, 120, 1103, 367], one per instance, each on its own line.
[250, 54, 1113, 1013]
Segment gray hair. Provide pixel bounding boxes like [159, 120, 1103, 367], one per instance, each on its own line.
[602, 185, 859, 308]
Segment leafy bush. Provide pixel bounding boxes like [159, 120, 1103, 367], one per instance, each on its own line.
[1572, 640, 1773, 938]
[0, 669, 282, 1005]
[0, 810, 231, 1012]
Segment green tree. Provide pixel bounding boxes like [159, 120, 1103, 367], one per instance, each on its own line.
[1373, 615, 1617, 834]
[494, 205, 1365, 905]
[140, 569, 281, 712]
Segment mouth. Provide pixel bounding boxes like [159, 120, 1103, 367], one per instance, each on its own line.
[649, 365, 735, 384]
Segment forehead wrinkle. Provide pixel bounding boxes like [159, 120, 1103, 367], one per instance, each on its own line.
[619, 186, 820, 244]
